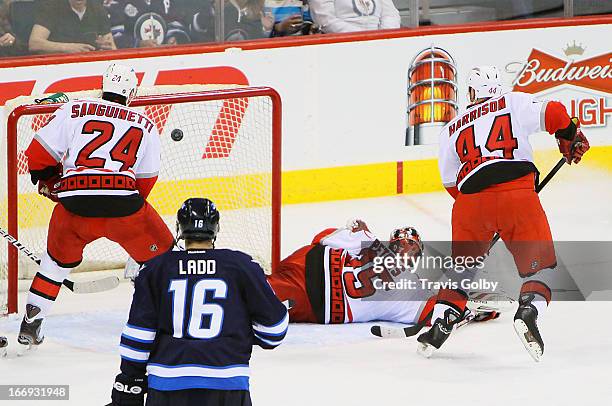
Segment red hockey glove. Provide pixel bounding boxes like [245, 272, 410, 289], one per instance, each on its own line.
[33, 162, 62, 202]
[556, 118, 590, 165]
[38, 177, 61, 202]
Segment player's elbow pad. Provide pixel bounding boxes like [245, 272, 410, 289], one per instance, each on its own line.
[544, 101, 572, 136]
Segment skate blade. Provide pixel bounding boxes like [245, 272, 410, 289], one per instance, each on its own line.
[417, 342, 435, 358]
[0, 347, 6, 358]
[513, 319, 542, 362]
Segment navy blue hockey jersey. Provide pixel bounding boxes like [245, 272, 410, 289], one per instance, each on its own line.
[118, 248, 288, 391]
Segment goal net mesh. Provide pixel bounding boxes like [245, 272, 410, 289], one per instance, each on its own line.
[0, 85, 279, 315]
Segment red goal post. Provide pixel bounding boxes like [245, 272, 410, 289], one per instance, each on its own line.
[3, 86, 282, 315]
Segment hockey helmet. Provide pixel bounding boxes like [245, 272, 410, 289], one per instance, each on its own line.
[466, 65, 503, 101]
[389, 226, 424, 258]
[176, 198, 220, 243]
[102, 63, 138, 105]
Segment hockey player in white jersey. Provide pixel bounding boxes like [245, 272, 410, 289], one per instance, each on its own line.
[268, 220, 431, 324]
[267, 219, 503, 327]
[419, 66, 589, 360]
[17, 63, 174, 351]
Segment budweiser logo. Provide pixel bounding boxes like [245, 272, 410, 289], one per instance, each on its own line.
[512, 49, 612, 94]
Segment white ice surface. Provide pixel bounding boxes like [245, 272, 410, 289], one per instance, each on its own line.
[1, 166, 611, 405]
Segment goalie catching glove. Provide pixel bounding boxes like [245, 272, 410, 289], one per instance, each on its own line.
[556, 117, 589, 164]
[108, 373, 147, 406]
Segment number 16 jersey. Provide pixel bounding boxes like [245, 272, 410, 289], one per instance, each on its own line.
[438, 92, 547, 193]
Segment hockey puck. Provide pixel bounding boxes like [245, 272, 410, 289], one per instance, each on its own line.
[171, 129, 184, 141]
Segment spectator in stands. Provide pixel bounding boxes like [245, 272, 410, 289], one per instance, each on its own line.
[105, 0, 193, 48]
[309, 0, 400, 33]
[190, 0, 267, 42]
[265, 0, 321, 37]
[0, 0, 26, 56]
[29, 0, 116, 54]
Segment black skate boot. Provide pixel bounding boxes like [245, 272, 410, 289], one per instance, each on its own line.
[0, 336, 7, 358]
[417, 307, 463, 358]
[513, 293, 544, 362]
[17, 304, 45, 352]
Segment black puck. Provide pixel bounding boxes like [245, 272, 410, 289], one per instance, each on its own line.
[171, 129, 183, 141]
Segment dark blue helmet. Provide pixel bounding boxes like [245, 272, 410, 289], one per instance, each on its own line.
[176, 198, 220, 242]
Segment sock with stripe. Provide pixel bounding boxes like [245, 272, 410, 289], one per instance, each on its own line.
[519, 267, 554, 317]
[26, 253, 72, 321]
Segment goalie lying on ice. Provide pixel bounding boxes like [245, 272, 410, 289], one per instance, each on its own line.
[267, 219, 509, 326]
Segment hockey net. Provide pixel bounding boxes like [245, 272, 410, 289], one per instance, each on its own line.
[0, 85, 281, 315]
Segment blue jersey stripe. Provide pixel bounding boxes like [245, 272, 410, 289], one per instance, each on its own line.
[121, 334, 155, 345]
[121, 355, 148, 363]
[147, 363, 249, 370]
[252, 327, 287, 338]
[148, 375, 250, 391]
[126, 323, 156, 333]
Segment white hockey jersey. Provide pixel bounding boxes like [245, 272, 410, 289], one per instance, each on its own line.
[316, 227, 432, 324]
[438, 92, 547, 193]
[29, 98, 160, 201]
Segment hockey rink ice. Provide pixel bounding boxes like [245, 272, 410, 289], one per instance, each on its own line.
[1, 165, 611, 405]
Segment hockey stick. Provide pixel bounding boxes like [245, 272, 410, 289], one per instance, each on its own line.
[0, 227, 120, 294]
[371, 292, 515, 339]
[371, 158, 566, 339]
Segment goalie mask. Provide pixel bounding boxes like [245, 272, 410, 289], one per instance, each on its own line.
[389, 226, 424, 259]
[176, 198, 220, 244]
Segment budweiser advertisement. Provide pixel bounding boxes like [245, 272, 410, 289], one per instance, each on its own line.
[0, 19, 609, 176]
[511, 44, 612, 127]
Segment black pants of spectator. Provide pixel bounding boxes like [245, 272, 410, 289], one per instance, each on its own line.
[146, 389, 252, 406]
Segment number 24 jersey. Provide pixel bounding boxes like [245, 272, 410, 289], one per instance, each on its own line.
[30, 98, 161, 200]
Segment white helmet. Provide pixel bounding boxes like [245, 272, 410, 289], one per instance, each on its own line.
[102, 63, 138, 104]
[466, 65, 503, 101]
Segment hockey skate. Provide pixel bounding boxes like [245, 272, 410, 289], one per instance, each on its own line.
[17, 304, 45, 354]
[417, 307, 463, 358]
[0, 336, 7, 358]
[513, 294, 544, 362]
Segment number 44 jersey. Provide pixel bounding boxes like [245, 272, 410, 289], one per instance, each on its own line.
[119, 248, 289, 392]
[25, 98, 161, 216]
[439, 92, 547, 194]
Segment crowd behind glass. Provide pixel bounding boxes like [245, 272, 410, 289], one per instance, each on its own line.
[0, 0, 608, 57]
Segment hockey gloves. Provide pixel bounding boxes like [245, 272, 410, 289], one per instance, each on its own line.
[30, 162, 62, 202]
[109, 373, 147, 406]
[37, 177, 61, 202]
[556, 117, 590, 164]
